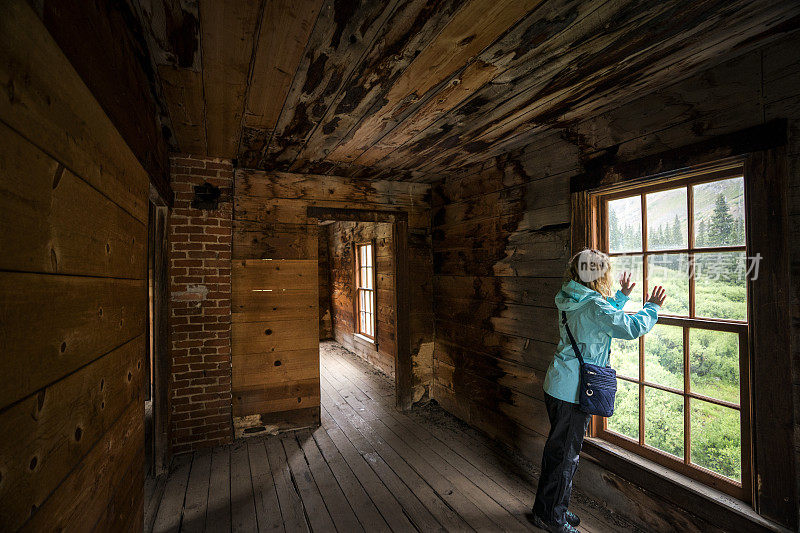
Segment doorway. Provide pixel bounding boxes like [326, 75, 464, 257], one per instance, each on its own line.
[320, 220, 396, 378]
[146, 193, 170, 476]
[308, 206, 413, 411]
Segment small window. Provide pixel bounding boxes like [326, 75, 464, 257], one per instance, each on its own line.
[592, 163, 752, 500]
[355, 243, 375, 339]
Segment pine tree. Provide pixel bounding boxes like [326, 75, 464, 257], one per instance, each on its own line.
[610, 210, 620, 249]
[672, 214, 682, 246]
[697, 219, 707, 247]
[708, 194, 735, 246]
[734, 217, 744, 244]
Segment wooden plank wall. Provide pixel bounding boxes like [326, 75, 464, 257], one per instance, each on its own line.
[318, 228, 334, 340]
[430, 29, 800, 531]
[0, 0, 148, 529]
[231, 259, 319, 422]
[31, 0, 174, 204]
[327, 222, 397, 378]
[233, 170, 434, 425]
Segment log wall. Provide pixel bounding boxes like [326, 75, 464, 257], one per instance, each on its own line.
[0, 1, 148, 528]
[318, 228, 334, 340]
[30, 0, 173, 204]
[233, 170, 433, 427]
[431, 29, 800, 531]
[328, 222, 397, 378]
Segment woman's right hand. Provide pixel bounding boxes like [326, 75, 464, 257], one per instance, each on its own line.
[646, 285, 667, 307]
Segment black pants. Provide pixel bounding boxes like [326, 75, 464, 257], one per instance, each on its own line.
[532, 393, 591, 525]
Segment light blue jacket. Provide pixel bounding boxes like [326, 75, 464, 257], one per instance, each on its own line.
[543, 280, 660, 404]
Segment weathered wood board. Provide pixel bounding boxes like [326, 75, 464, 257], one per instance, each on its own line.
[233, 169, 434, 415]
[0, 0, 149, 529]
[231, 259, 320, 419]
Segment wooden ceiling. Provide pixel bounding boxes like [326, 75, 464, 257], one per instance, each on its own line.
[135, 0, 800, 182]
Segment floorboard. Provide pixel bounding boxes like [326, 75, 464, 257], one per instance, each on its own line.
[231, 440, 259, 532]
[182, 448, 212, 533]
[309, 425, 391, 532]
[295, 428, 363, 532]
[247, 438, 284, 532]
[145, 341, 641, 532]
[207, 445, 232, 531]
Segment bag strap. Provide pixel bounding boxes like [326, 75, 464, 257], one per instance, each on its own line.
[561, 311, 586, 366]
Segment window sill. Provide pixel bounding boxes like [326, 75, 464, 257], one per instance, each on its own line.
[353, 333, 375, 345]
[582, 438, 786, 532]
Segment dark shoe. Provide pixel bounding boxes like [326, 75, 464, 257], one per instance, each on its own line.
[525, 512, 579, 533]
[565, 510, 580, 527]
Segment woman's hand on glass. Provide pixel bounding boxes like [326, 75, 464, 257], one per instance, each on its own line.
[619, 271, 636, 296]
[646, 285, 667, 307]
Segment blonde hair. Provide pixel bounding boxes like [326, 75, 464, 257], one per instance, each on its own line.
[564, 248, 614, 298]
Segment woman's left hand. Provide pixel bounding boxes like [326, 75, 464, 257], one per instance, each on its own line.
[619, 271, 636, 296]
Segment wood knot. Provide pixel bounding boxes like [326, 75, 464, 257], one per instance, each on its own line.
[36, 390, 46, 412]
[52, 164, 65, 189]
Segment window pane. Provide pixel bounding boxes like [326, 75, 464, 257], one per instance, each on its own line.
[690, 399, 741, 482]
[611, 338, 638, 379]
[689, 329, 740, 405]
[644, 387, 684, 459]
[609, 255, 643, 309]
[365, 266, 373, 290]
[694, 252, 747, 321]
[647, 253, 689, 315]
[693, 177, 745, 248]
[608, 196, 642, 253]
[644, 324, 683, 390]
[646, 187, 688, 251]
[607, 379, 639, 441]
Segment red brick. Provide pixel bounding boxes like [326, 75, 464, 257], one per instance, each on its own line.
[168, 154, 234, 454]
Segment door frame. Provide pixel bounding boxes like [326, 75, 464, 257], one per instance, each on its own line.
[148, 185, 170, 474]
[307, 206, 413, 411]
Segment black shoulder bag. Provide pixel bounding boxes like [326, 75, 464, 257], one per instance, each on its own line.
[561, 311, 617, 417]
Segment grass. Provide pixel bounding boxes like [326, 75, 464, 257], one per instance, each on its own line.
[606, 267, 744, 481]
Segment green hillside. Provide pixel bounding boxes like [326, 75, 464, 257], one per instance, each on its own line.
[608, 176, 745, 251]
[603, 176, 747, 483]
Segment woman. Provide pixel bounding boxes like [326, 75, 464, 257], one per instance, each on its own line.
[529, 249, 667, 533]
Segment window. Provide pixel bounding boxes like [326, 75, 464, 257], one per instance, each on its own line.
[355, 243, 376, 339]
[591, 163, 752, 499]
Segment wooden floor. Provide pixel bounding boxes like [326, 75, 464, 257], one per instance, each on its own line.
[145, 341, 637, 532]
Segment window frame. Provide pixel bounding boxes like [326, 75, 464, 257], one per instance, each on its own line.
[354, 241, 377, 341]
[589, 160, 753, 501]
